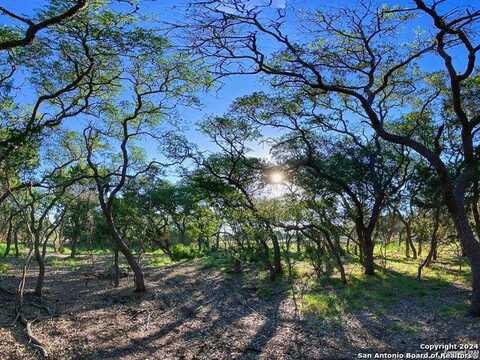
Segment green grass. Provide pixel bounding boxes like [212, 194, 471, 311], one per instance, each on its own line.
[302, 292, 343, 319]
[438, 301, 470, 318]
[194, 244, 471, 320]
[70, 247, 111, 255]
[296, 246, 471, 320]
[200, 251, 235, 270]
[148, 253, 174, 267]
[0, 242, 27, 256]
[46, 256, 85, 269]
[0, 262, 10, 274]
[170, 244, 203, 260]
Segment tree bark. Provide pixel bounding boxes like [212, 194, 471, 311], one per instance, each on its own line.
[70, 234, 78, 258]
[104, 211, 145, 292]
[323, 230, 347, 284]
[269, 227, 283, 277]
[355, 221, 375, 275]
[418, 209, 440, 280]
[296, 231, 301, 253]
[452, 211, 480, 316]
[13, 227, 19, 257]
[3, 215, 13, 257]
[363, 236, 375, 275]
[472, 181, 480, 240]
[33, 235, 45, 297]
[405, 221, 417, 259]
[113, 245, 119, 287]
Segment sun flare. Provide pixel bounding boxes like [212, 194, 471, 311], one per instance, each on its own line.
[269, 171, 284, 184]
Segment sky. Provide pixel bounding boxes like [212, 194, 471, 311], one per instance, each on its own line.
[0, 0, 288, 170]
[1, 0, 479, 179]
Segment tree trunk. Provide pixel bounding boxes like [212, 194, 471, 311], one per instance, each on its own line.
[33, 236, 45, 297]
[356, 221, 375, 275]
[405, 230, 410, 258]
[113, 245, 119, 287]
[13, 227, 19, 257]
[417, 209, 440, 279]
[70, 234, 78, 258]
[104, 212, 145, 292]
[405, 222, 417, 259]
[472, 181, 480, 240]
[215, 230, 220, 249]
[447, 195, 480, 316]
[363, 237, 375, 275]
[261, 239, 275, 280]
[296, 231, 301, 253]
[323, 231, 347, 284]
[270, 230, 283, 276]
[3, 216, 12, 257]
[454, 219, 480, 316]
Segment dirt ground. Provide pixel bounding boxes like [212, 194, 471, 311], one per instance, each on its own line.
[0, 255, 479, 360]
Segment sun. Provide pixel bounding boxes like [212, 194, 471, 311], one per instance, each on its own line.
[269, 171, 284, 184]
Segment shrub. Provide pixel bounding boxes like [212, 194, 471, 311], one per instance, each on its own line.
[170, 244, 202, 260]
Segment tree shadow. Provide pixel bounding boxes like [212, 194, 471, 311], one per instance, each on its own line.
[299, 266, 479, 356]
[2, 255, 478, 359]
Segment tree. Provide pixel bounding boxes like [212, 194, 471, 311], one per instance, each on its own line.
[189, 115, 284, 277]
[186, 0, 480, 316]
[83, 23, 204, 291]
[219, 92, 410, 274]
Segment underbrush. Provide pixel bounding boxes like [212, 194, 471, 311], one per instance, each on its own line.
[147, 249, 174, 267]
[170, 244, 204, 260]
[200, 251, 235, 270]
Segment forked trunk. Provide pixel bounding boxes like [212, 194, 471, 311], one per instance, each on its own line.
[105, 212, 145, 292]
[404, 220, 417, 259]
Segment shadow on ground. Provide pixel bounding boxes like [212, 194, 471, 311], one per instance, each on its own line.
[0, 254, 479, 360]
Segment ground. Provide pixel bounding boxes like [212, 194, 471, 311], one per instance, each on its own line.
[0, 248, 479, 359]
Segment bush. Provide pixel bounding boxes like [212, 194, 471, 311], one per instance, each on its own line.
[170, 244, 202, 260]
[201, 251, 235, 270]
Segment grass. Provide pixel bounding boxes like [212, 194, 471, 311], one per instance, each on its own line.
[147, 250, 174, 267]
[200, 251, 235, 270]
[46, 256, 86, 270]
[302, 292, 343, 320]
[438, 301, 470, 318]
[0, 262, 10, 274]
[295, 243, 472, 321]
[387, 321, 422, 335]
